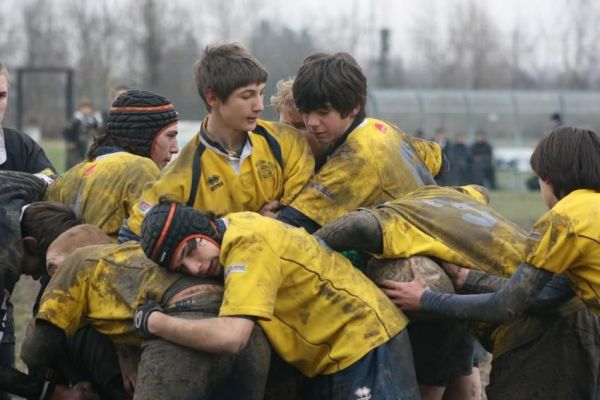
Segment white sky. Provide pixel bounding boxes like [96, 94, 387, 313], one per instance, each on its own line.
[262, 0, 561, 62]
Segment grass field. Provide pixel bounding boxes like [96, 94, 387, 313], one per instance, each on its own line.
[10, 141, 547, 397]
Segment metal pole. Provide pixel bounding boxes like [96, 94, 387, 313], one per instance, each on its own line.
[16, 69, 24, 132]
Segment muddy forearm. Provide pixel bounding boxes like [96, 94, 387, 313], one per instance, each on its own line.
[463, 270, 507, 293]
[314, 210, 383, 253]
[464, 270, 575, 311]
[421, 263, 553, 323]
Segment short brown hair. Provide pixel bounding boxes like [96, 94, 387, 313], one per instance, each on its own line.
[530, 126, 600, 199]
[193, 43, 268, 111]
[21, 202, 82, 256]
[293, 52, 367, 120]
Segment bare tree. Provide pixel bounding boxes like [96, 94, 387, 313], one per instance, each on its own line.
[407, 0, 446, 88]
[558, 0, 600, 88]
[67, 0, 125, 107]
[442, 0, 509, 89]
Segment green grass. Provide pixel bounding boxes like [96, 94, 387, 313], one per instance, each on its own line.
[489, 190, 546, 229]
[42, 139, 66, 174]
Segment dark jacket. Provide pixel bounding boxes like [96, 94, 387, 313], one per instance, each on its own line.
[0, 127, 55, 174]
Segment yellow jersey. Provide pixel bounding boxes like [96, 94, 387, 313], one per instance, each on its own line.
[371, 185, 528, 278]
[218, 212, 408, 377]
[126, 120, 314, 236]
[45, 152, 159, 240]
[37, 242, 180, 346]
[289, 118, 442, 226]
[525, 189, 600, 316]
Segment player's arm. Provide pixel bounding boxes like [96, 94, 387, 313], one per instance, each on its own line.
[383, 262, 554, 323]
[278, 127, 315, 205]
[141, 311, 255, 355]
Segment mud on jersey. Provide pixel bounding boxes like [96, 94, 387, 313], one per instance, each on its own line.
[45, 152, 159, 240]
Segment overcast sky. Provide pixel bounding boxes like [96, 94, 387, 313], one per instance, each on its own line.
[259, 0, 561, 62]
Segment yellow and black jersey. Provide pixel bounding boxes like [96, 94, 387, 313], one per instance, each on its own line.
[218, 212, 407, 377]
[45, 152, 159, 241]
[370, 185, 528, 278]
[126, 119, 314, 236]
[37, 242, 179, 346]
[288, 118, 442, 227]
[524, 189, 600, 316]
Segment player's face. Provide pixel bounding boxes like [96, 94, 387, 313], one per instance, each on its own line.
[171, 237, 221, 277]
[0, 74, 8, 124]
[151, 123, 179, 169]
[210, 83, 265, 133]
[302, 106, 357, 147]
[279, 107, 325, 157]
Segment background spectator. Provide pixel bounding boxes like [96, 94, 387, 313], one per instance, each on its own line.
[63, 99, 100, 169]
[471, 130, 497, 189]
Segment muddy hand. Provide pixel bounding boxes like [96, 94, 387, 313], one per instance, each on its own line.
[380, 259, 427, 311]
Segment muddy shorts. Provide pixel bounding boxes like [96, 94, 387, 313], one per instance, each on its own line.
[301, 330, 420, 400]
[486, 307, 600, 400]
[407, 320, 475, 387]
[134, 292, 271, 400]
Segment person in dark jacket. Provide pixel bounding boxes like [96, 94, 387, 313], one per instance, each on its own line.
[0, 62, 55, 176]
[63, 99, 100, 169]
[471, 130, 497, 189]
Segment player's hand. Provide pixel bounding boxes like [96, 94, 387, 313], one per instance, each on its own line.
[440, 261, 469, 290]
[259, 200, 281, 218]
[133, 301, 163, 338]
[380, 259, 427, 311]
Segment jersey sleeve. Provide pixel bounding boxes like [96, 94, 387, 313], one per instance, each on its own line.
[288, 143, 381, 227]
[406, 135, 443, 177]
[219, 231, 283, 320]
[277, 127, 314, 206]
[524, 210, 582, 274]
[121, 160, 159, 222]
[37, 252, 92, 336]
[126, 141, 197, 236]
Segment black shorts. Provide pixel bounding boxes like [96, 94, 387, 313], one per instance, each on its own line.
[408, 320, 475, 386]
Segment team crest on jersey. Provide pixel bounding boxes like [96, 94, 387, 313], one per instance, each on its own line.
[225, 264, 246, 278]
[256, 160, 276, 179]
[374, 122, 388, 133]
[207, 175, 224, 191]
[354, 386, 372, 400]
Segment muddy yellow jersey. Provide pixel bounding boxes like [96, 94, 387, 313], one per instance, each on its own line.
[218, 212, 407, 377]
[524, 189, 600, 316]
[45, 152, 159, 240]
[370, 185, 528, 278]
[289, 118, 442, 226]
[127, 120, 314, 236]
[37, 242, 179, 346]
